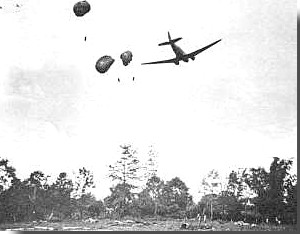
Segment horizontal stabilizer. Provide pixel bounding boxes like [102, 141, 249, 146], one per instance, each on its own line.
[158, 37, 182, 46]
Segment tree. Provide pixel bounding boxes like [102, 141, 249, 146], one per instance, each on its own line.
[71, 167, 95, 219]
[104, 183, 135, 218]
[226, 169, 256, 221]
[108, 144, 143, 217]
[135, 188, 155, 217]
[109, 144, 142, 187]
[227, 169, 246, 197]
[75, 193, 98, 219]
[213, 191, 241, 221]
[27, 171, 50, 189]
[143, 145, 159, 182]
[160, 177, 192, 218]
[200, 170, 223, 221]
[72, 167, 95, 198]
[0, 158, 18, 193]
[243, 166, 268, 220]
[145, 175, 164, 217]
[87, 200, 104, 217]
[48, 172, 74, 220]
[284, 174, 297, 224]
[25, 171, 51, 221]
[199, 194, 217, 218]
[267, 157, 293, 221]
[0, 170, 50, 223]
[129, 175, 165, 218]
[244, 157, 295, 223]
[0, 182, 26, 222]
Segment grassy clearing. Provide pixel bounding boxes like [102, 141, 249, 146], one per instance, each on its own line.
[0, 219, 297, 231]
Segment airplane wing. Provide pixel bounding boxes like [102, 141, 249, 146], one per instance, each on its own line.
[142, 39, 222, 65]
[183, 39, 222, 59]
[141, 57, 177, 65]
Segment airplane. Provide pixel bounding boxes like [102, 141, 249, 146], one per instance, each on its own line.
[142, 32, 221, 65]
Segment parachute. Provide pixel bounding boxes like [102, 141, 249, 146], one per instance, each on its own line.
[120, 51, 133, 66]
[95, 56, 115, 74]
[73, 1, 91, 17]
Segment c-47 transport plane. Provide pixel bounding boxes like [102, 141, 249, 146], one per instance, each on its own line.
[142, 32, 221, 65]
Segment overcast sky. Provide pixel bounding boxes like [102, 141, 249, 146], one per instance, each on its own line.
[0, 0, 297, 201]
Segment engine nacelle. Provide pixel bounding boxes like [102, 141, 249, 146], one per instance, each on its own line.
[175, 60, 179, 65]
[191, 56, 195, 61]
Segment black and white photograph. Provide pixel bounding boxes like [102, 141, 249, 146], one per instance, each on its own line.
[0, 0, 297, 231]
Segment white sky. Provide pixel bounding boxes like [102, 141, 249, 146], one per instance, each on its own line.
[0, 0, 297, 202]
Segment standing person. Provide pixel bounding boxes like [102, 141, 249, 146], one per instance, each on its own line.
[197, 213, 201, 226]
[203, 214, 207, 223]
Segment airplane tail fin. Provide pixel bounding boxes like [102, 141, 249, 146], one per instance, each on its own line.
[158, 32, 182, 46]
[158, 37, 182, 46]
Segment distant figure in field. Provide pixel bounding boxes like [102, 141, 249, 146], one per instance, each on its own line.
[265, 218, 269, 224]
[197, 213, 206, 226]
[275, 217, 281, 225]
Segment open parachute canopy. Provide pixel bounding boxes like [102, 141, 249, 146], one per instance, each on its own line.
[120, 51, 133, 66]
[95, 56, 115, 74]
[73, 1, 91, 17]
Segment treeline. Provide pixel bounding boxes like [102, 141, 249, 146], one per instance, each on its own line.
[0, 144, 297, 225]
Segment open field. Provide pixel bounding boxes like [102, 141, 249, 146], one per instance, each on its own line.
[0, 219, 297, 231]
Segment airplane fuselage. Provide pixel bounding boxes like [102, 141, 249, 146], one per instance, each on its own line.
[170, 42, 195, 64]
[171, 43, 186, 61]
